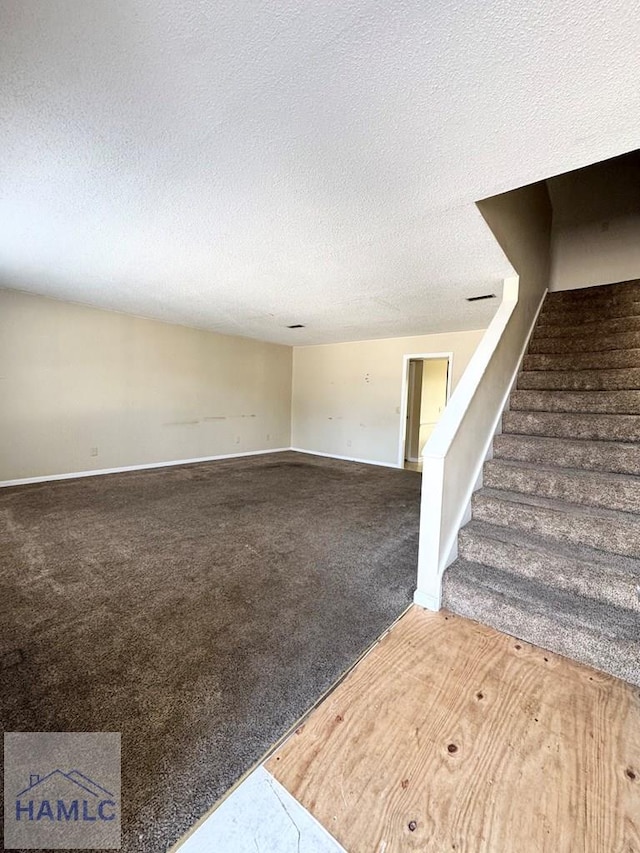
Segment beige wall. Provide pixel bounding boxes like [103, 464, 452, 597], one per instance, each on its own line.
[291, 330, 484, 467]
[550, 215, 640, 293]
[419, 358, 449, 454]
[0, 289, 292, 481]
[548, 153, 640, 291]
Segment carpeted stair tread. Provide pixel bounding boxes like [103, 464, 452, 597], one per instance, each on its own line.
[472, 487, 640, 558]
[517, 367, 640, 391]
[539, 281, 640, 317]
[542, 279, 640, 307]
[459, 520, 640, 613]
[524, 347, 640, 371]
[442, 559, 640, 685]
[483, 458, 640, 513]
[461, 518, 640, 584]
[493, 433, 640, 475]
[529, 329, 640, 355]
[502, 410, 640, 442]
[537, 302, 640, 329]
[532, 313, 640, 342]
[510, 389, 640, 414]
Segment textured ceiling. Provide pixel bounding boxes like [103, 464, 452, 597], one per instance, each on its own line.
[1, 1, 640, 345]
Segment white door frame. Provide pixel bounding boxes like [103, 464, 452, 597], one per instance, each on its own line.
[397, 352, 453, 468]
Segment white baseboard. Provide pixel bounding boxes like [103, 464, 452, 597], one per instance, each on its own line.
[290, 447, 399, 469]
[413, 588, 441, 611]
[0, 445, 403, 488]
[0, 447, 291, 489]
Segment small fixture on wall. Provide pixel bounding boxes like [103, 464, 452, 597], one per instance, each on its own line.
[287, 324, 305, 328]
[466, 293, 496, 302]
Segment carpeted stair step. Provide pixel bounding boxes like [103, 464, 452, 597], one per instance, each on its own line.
[537, 301, 640, 329]
[543, 279, 640, 307]
[539, 280, 640, 314]
[472, 487, 640, 557]
[510, 389, 640, 414]
[448, 279, 640, 687]
[442, 559, 640, 686]
[458, 520, 640, 613]
[493, 433, 640, 476]
[529, 329, 640, 354]
[483, 458, 640, 514]
[532, 313, 640, 342]
[502, 410, 640, 442]
[517, 367, 640, 391]
[524, 347, 640, 371]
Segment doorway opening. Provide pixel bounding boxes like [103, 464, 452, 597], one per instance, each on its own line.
[399, 354, 452, 471]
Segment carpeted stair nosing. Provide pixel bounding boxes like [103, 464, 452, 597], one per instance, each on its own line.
[472, 487, 640, 558]
[517, 367, 640, 391]
[537, 302, 640, 328]
[483, 458, 640, 514]
[529, 330, 640, 355]
[524, 347, 640, 371]
[442, 560, 640, 685]
[502, 410, 640, 442]
[457, 527, 640, 613]
[493, 433, 640, 475]
[532, 314, 640, 342]
[510, 389, 640, 415]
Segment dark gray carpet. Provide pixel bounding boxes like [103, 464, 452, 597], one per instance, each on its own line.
[0, 451, 420, 851]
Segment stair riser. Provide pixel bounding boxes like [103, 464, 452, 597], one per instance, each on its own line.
[510, 390, 640, 415]
[483, 461, 640, 514]
[457, 530, 640, 612]
[543, 281, 640, 307]
[524, 348, 640, 371]
[532, 314, 640, 341]
[472, 492, 640, 558]
[517, 368, 640, 391]
[502, 411, 640, 442]
[529, 330, 640, 354]
[493, 434, 640, 476]
[442, 577, 640, 686]
[537, 302, 640, 328]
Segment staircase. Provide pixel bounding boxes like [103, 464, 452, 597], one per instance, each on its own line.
[442, 279, 640, 686]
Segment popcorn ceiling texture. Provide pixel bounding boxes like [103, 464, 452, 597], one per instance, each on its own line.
[1, 1, 640, 345]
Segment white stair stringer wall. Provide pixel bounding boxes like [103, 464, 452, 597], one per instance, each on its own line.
[414, 181, 553, 610]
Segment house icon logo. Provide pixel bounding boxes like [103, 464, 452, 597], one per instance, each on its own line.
[15, 769, 117, 823]
[4, 731, 121, 850]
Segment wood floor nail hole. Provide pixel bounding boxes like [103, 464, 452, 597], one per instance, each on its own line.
[447, 743, 458, 754]
[514, 644, 521, 650]
[476, 691, 484, 700]
[625, 768, 637, 781]
[408, 820, 417, 832]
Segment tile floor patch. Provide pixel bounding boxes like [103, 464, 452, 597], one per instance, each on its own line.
[174, 766, 345, 853]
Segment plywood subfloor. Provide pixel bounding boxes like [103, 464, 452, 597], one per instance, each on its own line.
[268, 606, 640, 853]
